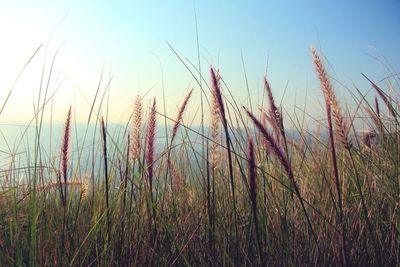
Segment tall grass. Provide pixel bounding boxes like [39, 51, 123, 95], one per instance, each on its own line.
[0, 47, 399, 266]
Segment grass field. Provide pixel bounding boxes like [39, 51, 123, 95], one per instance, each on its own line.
[0, 47, 399, 266]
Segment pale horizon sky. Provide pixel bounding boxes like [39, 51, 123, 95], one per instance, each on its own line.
[0, 1, 399, 126]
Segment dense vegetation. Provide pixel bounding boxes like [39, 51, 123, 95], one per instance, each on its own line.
[0, 48, 399, 266]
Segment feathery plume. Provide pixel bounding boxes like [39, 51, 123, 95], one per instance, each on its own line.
[37, 179, 89, 199]
[260, 109, 271, 155]
[210, 70, 221, 170]
[245, 107, 318, 246]
[131, 95, 143, 162]
[81, 177, 89, 199]
[60, 106, 72, 204]
[61, 107, 71, 183]
[311, 46, 352, 149]
[331, 97, 352, 149]
[374, 96, 380, 118]
[170, 162, 185, 191]
[264, 77, 285, 142]
[210, 67, 239, 247]
[171, 89, 193, 145]
[244, 108, 290, 175]
[146, 98, 157, 187]
[210, 68, 226, 120]
[311, 46, 348, 265]
[248, 138, 257, 207]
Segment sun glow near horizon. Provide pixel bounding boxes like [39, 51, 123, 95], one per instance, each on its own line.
[0, 1, 399, 127]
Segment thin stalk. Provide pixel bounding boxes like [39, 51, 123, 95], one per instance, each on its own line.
[100, 118, 111, 243]
[210, 67, 239, 252]
[347, 149, 383, 266]
[248, 138, 265, 265]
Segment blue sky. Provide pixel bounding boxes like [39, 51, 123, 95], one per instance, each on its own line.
[0, 0, 399, 124]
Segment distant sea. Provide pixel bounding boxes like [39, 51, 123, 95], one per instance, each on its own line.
[0, 121, 307, 182]
[0, 122, 209, 180]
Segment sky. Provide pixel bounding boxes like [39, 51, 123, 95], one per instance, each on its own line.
[0, 0, 399, 126]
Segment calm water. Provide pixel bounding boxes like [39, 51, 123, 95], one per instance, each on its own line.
[0, 121, 207, 182]
[0, 121, 307, 183]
